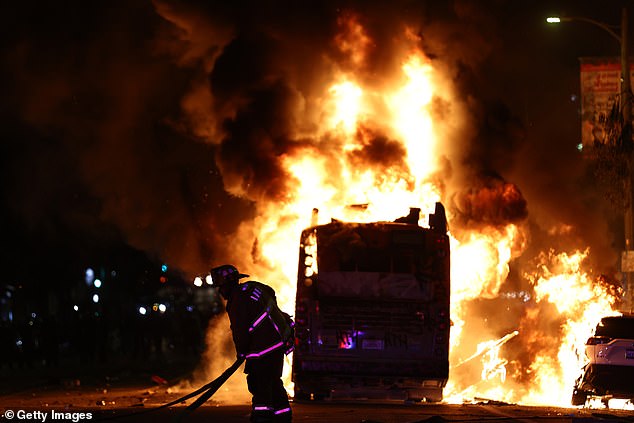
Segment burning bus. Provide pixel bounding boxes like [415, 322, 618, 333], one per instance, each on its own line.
[292, 202, 450, 402]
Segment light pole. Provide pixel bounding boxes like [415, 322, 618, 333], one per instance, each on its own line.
[548, 8, 632, 312]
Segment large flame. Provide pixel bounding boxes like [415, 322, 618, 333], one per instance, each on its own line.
[199, 17, 623, 408]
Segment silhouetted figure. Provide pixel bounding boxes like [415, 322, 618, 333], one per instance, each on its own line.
[210, 264, 294, 423]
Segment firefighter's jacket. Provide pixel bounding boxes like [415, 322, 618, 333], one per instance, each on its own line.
[226, 281, 294, 359]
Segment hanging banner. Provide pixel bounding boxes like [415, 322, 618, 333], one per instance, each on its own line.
[579, 57, 634, 148]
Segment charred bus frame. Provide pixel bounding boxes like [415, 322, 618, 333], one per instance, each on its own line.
[292, 203, 450, 402]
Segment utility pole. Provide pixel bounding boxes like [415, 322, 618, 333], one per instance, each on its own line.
[621, 7, 633, 312]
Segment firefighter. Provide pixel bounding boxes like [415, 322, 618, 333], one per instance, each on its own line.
[211, 264, 294, 423]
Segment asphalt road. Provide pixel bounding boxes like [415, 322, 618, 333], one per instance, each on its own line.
[2, 384, 634, 423]
[1, 357, 633, 423]
[97, 402, 634, 423]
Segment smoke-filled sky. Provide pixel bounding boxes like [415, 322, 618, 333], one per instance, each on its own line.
[1, 0, 631, 286]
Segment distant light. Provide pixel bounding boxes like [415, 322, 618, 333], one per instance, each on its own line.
[94, 279, 102, 288]
[161, 264, 168, 273]
[92, 294, 100, 303]
[139, 306, 147, 315]
[16, 339, 23, 347]
[153, 303, 159, 312]
[205, 275, 213, 285]
[158, 304, 167, 313]
[546, 17, 561, 23]
[194, 277, 203, 287]
[85, 268, 95, 286]
[186, 305, 194, 312]
[577, 143, 584, 152]
[31, 312, 36, 319]
[73, 305, 79, 312]
[111, 270, 117, 277]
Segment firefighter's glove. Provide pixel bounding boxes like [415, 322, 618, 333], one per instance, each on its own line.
[284, 338, 295, 355]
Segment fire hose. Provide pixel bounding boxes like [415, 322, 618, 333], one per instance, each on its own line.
[99, 357, 245, 421]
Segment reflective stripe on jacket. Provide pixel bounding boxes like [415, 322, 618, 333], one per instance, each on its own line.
[226, 281, 293, 359]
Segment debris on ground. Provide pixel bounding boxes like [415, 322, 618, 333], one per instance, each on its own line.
[474, 397, 514, 406]
[151, 375, 168, 385]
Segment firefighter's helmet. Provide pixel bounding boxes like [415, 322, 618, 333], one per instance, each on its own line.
[210, 264, 249, 287]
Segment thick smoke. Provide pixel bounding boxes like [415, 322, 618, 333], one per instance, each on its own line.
[348, 125, 410, 184]
[0, 0, 575, 275]
[451, 179, 528, 230]
[2, 1, 249, 277]
[2, 0, 626, 403]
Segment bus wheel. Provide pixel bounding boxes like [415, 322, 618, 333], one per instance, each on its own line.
[425, 391, 443, 403]
[407, 389, 442, 403]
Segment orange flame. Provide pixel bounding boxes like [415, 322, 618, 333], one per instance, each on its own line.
[199, 19, 623, 408]
[519, 250, 621, 406]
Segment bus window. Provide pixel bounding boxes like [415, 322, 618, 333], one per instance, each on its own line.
[358, 248, 390, 272]
[392, 250, 415, 273]
[319, 246, 339, 272]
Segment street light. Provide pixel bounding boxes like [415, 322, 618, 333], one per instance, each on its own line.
[547, 8, 633, 312]
[546, 15, 622, 42]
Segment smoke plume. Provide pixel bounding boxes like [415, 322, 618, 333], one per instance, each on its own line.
[2, 0, 624, 405]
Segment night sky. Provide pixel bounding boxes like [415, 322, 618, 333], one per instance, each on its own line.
[1, 0, 632, 296]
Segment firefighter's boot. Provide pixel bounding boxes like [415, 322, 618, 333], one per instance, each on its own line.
[273, 406, 292, 422]
[250, 405, 274, 423]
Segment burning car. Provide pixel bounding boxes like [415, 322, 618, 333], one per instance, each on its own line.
[571, 314, 634, 406]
